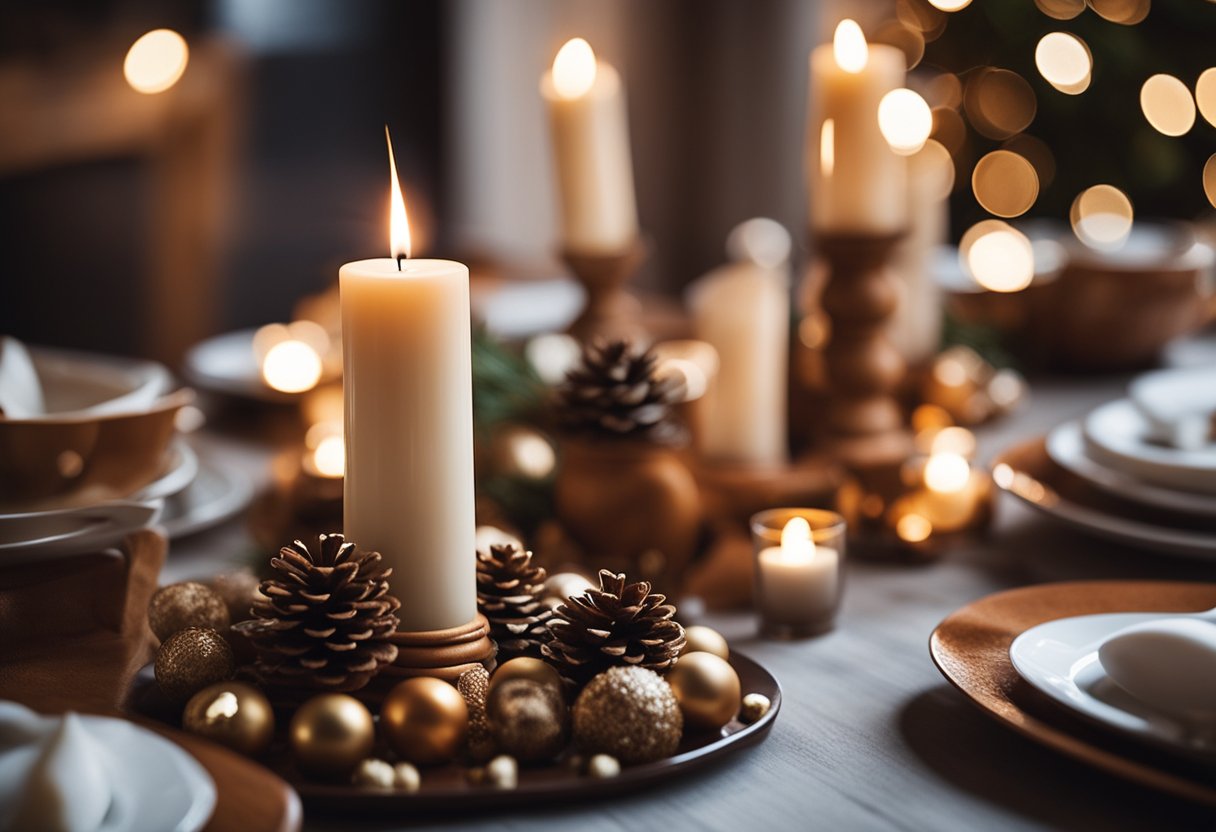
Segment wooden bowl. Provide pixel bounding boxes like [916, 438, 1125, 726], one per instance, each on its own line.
[0, 389, 193, 511]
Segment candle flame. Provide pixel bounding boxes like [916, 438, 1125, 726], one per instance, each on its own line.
[820, 118, 835, 177]
[386, 125, 411, 263]
[833, 20, 868, 74]
[780, 516, 816, 561]
[553, 37, 598, 99]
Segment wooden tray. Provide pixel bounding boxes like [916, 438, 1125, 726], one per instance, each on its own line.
[930, 580, 1216, 807]
[131, 651, 780, 816]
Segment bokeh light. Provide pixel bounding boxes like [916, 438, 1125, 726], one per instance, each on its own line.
[261, 340, 323, 393]
[972, 150, 1039, 218]
[1140, 74, 1196, 136]
[1033, 0, 1086, 19]
[964, 68, 1036, 139]
[1034, 32, 1092, 95]
[124, 29, 189, 94]
[552, 38, 597, 99]
[1195, 68, 1216, 128]
[896, 513, 933, 544]
[1002, 134, 1056, 189]
[913, 139, 955, 201]
[928, 0, 972, 10]
[878, 88, 933, 155]
[931, 426, 978, 457]
[960, 220, 1035, 292]
[875, 21, 925, 70]
[1203, 154, 1216, 209]
[1088, 0, 1151, 25]
[1070, 184, 1134, 250]
[931, 106, 967, 155]
[897, 0, 948, 41]
[924, 453, 971, 493]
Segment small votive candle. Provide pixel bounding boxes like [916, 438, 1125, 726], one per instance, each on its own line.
[750, 508, 846, 638]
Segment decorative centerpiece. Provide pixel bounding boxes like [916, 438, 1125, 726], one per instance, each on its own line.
[552, 339, 701, 591]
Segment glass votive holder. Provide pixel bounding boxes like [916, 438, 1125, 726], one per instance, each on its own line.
[750, 507, 846, 639]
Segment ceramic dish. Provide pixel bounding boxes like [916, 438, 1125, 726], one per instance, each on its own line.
[1129, 366, 1216, 449]
[1045, 421, 1216, 516]
[160, 453, 255, 539]
[1083, 399, 1216, 495]
[182, 329, 293, 403]
[1011, 612, 1216, 758]
[931, 580, 1216, 807]
[993, 437, 1216, 559]
[28, 348, 174, 417]
[0, 500, 162, 564]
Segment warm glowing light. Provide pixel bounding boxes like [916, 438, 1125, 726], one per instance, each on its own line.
[1070, 184, 1134, 250]
[930, 426, 977, 457]
[306, 422, 345, 478]
[964, 68, 1036, 140]
[833, 20, 869, 74]
[934, 357, 969, 387]
[925, 453, 971, 493]
[971, 150, 1039, 218]
[552, 38, 598, 99]
[252, 323, 290, 362]
[505, 431, 556, 479]
[1034, 32, 1091, 94]
[525, 333, 582, 386]
[1204, 154, 1216, 209]
[385, 126, 411, 261]
[914, 140, 955, 202]
[261, 340, 323, 394]
[896, 514, 933, 543]
[1088, 0, 1150, 25]
[1034, 0, 1086, 20]
[780, 516, 816, 561]
[820, 118, 836, 177]
[1140, 74, 1196, 137]
[727, 218, 792, 269]
[928, 0, 972, 10]
[1195, 69, 1216, 128]
[960, 220, 1034, 292]
[878, 88, 932, 155]
[124, 29, 189, 94]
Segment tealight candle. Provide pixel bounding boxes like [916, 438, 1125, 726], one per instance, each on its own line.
[750, 509, 846, 638]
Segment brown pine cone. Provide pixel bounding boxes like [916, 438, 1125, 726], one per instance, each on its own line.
[541, 569, 686, 687]
[476, 543, 552, 662]
[555, 339, 686, 445]
[233, 533, 399, 692]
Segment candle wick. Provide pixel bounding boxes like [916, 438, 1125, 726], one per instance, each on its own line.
[396, 255, 404, 272]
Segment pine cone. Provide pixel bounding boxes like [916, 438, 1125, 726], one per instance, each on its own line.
[233, 534, 400, 692]
[555, 339, 686, 445]
[541, 569, 686, 686]
[476, 543, 552, 661]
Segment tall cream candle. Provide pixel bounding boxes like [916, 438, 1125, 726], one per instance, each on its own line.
[808, 20, 907, 233]
[541, 37, 638, 254]
[341, 131, 477, 632]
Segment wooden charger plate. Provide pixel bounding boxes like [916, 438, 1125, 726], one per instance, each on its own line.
[132, 651, 780, 816]
[930, 580, 1216, 807]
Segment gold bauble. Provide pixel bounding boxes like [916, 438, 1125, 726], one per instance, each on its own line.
[154, 627, 235, 703]
[381, 677, 469, 766]
[487, 678, 569, 762]
[207, 570, 262, 622]
[487, 657, 564, 701]
[667, 651, 741, 732]
[681, 625, 729, 660]
[182, 682, 274, 756]
[739, 692, 772, 724]
[148, 582, 230, 642]
[289, 693, 375, 778]
[572, 666, 682, 764]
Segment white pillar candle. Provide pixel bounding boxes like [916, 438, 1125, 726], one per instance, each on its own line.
[687, 262, 789, 466]
[541, 37, 639, 254]
[757, 517, 840, 628]
[340, 131, 477, 632]
[808, 20, 907, 233]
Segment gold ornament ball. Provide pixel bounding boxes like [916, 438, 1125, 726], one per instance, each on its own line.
[681, 625, 729, 660]
[667, 651, 741, 732]
[155, 626, 235, 703]
[289, 693, 375, 779]
[381, 677, 469, 766]
[488, 657, 564, 701]
[572, 666, 682, 765]
[207, 570, 263, 622]
[739, 693, 772, 724]
[487, 678, 569, 762]
[148, 582, 230, 642]
[182, 682, 274, 756]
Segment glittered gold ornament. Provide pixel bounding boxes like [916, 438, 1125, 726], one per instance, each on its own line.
[572, 666, 682, 764]
[352, 758, 395, 789]
[154, 627, 235, 703]
[681, 626, 729, 660]
[381, 677, 469, 766]
[289, 693, 375, 778]
[148, 582, 230, 642]
[182, 682, 274, 756]
[458, 666, 495, 761]
[487, 678, 569, 762]
[487, 657, 564, 701]
[667, 651, 741, 732]
[739, 693, 772, 724]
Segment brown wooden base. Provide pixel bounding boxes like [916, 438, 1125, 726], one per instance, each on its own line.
[357, 615, 497, 704]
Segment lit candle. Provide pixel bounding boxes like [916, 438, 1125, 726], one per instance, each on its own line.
[921, 451, 990, 533]
[340, 128, 477, 632]
[808, 20, 907, 232]
[754, 515, 842, 636]
[541, 37, 639, 254]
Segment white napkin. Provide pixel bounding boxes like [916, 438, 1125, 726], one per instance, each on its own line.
[0, 337, 46, 418]
[1098, 617, 1216, 720]
[1130, 366, 1216, 451]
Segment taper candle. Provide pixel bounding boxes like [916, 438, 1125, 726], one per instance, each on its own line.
[341, 129, 477, 632]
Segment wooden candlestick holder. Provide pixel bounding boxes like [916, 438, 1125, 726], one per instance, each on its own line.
[562, 240, 647, 343]
[354, 614, 496, 705]
[814, 232, 912, 469]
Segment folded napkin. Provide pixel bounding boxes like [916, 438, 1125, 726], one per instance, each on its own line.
[1130, 367, 1216, 451]
[0, 337, 45, 418]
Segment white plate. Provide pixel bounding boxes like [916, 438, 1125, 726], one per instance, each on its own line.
[1129, 366, 1216, 449]
[1083, 399, 1216, 494]
[182, 329, 290, 402]
[134, 441, 199, 503]
[160, 453, 255, 539]
[0, 711, 215, 832]
[1046, 421, 1216, 516]
[0, 501, 163, 564]
[1011, 613, 1216, 757]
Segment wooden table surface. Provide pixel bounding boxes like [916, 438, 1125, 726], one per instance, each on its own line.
[166, 336, 1216, 832]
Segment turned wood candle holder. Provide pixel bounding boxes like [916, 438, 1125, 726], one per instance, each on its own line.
[562, 239, 647, 343]
[353, 614, 496, 705]
[813, 232, 912, 470]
